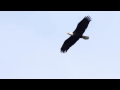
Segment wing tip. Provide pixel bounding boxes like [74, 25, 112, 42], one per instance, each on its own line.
[85, 15, 91, 21]
[60, 49, 67, 53]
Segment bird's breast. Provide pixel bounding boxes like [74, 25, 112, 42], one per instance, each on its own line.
[73, 33, 82, 38]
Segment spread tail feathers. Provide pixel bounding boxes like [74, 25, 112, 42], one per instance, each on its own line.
[82, 36, 89, 40]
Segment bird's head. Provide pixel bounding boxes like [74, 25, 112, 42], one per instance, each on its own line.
[67, 32, 73, 36]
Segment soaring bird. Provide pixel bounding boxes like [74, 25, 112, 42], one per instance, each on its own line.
[60, 16, 91, 53]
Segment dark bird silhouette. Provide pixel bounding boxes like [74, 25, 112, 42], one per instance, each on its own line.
[60, 16, 91, 53]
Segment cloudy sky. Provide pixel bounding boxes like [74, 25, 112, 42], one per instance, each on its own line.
[0, 11, 120, 79]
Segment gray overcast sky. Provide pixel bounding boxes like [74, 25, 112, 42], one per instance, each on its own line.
[0, 11, 120, 79]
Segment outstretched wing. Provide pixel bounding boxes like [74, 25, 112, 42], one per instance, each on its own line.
[61, 36, 79, 53]
[73, 16, 91, 35]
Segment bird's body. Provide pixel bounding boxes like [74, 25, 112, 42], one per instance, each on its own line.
[60, 16, 91, 53]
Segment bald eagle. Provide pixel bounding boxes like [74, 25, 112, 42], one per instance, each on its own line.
[60, 16, 91, 53]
